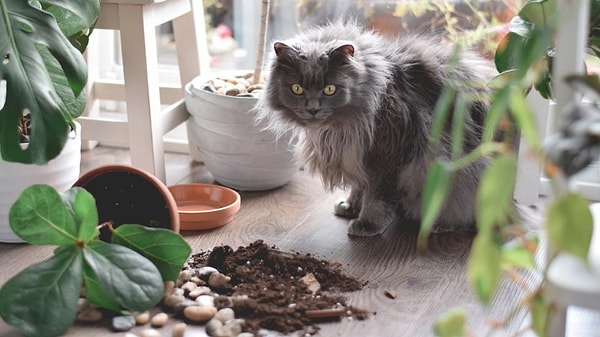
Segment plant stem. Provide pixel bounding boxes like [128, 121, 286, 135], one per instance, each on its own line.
[253, 0, 270, 83]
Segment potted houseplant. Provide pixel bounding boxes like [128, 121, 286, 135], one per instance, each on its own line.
[427, 0, 599, 336]
[185, 0, 298, 191]
[0, 0, 99, 242]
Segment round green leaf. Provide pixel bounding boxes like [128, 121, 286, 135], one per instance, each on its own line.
[546, 192, 593, 260]
[83, 263, 122, 312]
[9, 184, 79, 245]
[434, 307, 467, 337]
[62, 187, 99, 242]
[112, 224, 192, 282]
[419, 161, 454, 246]
[0, 245, 83, 337]
[467, 231, 502, 304]
[477, 154, 517, 232]
[83, 240, 164, 312]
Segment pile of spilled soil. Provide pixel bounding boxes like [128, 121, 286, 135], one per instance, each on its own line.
[183, 240, 370, 335]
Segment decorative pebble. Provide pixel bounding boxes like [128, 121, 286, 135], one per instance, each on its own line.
[197, 266, 219, 280]
[208, 273, 231, 288]
[163, 281, 175, 297]
[238, 333, 255, 337]
[77, 298, 90, 312]
[123, 333, 138, 337]
[225, 87, 241, 96]
[164, 294, 187, 308]
[174, 299, 199, 316]
[188, 286, 211, 299]
[150, 312, 169, 328]
[183, 305, 217, 322]
[196, 294, 215, 307]
[190, 276, 205, 285]
[225, 319, 243, 336]
[76, 308, 103, 322]
[140, 328, 161, 337]
[177, 270, 193, 286]
[211, 325, 234, 337]
[134, 311, 151, 325]
[172, 322, 187, 337]
[181, 281, 197, 293]
[112, 315, 136, 332]
[205, 318, 223, 336]
[214, 308, 235, 323]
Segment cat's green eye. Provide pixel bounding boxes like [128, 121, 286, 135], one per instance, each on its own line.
[291, 84, 304, 95]
[323, 84, 337, 96]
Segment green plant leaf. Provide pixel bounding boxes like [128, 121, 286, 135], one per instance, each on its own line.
[501, 242, 536, 270]
[495, 33, 526, 73]
[0, 245, 83, 337]
[0, 0, 88, 164]
[450, 94, 467, 159]
[419, 161, 454, 247]
[529, 291, 549, 337]
[476, 155, 517, 232]
[434, 307, 467, 337]
[62, 187, 100, 243]
[483, 87, 509, 142]
[509, 86, 540, 149]
[546, 192, 593, 260]
[467, 231, 503, 304]
[83, 240, 164, 312]
[519, 0, 557, 27]
[431, 86, 456, 148]
[83, 263, 122, 312]
[112, 224, 192, 282]
[9, 184, 79, 245]
[508, 16, 534, 38]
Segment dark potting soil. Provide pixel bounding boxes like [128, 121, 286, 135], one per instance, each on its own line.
[184, 240, 371, 335]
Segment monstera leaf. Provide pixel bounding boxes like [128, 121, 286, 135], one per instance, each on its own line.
[0, 0, 98, 164]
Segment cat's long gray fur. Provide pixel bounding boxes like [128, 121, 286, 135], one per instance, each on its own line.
[256, 21, 497, 236]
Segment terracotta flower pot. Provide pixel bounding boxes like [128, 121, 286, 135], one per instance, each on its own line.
[74, 165, 180, 241]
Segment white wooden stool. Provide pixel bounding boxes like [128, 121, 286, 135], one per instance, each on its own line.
[546, 202, 600, 336]
[78, 0, 210, 182]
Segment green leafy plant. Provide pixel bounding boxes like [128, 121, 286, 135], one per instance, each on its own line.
[0, 0, 98, 164]
[421, 0, 597, 336]
[495, 0, 600, 99]
[0, 184, 192, 337]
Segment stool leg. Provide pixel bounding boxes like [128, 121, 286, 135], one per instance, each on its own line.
[117, 4, 166, 181]
[81, 31, 100, 150]
[548, 302, 568, 337]
[172, 0, 210, 162]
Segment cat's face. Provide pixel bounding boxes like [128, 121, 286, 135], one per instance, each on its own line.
[266, 42, 358, 127]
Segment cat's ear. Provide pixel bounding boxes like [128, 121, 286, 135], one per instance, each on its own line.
[330, 44, 355, 58]
[274, 42, 293, 56]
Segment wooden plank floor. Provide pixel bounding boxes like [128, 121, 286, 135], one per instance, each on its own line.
[1, 146, 599, 337]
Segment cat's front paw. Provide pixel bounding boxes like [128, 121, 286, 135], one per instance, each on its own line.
[334, 198, 359, 218]
[347, 219, 387, 237]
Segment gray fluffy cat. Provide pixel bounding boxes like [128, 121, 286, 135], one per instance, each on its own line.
[256, 21, 496, 236]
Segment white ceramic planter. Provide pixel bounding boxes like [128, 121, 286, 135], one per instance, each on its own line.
[185, 73, 298, 191]
[0, 122, 81, 243]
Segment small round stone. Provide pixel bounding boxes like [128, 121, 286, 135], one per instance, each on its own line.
[178, 270, 193, 283]
[181, 281, 197, 293]
[134, 311, 151, 325]
[196, 294, 215, 307]
[188, 286, 211, 299]
[171, 322, 187, 337]
[77, 298, 90, 312]
[173, 299, 199, 316]
[238, 333, 255, 337]
[112, 315, 136, 332]
[163, 280, 175, 297]
[197, 266, 219, 280]
[211, 325, 234, 337]
[214, 308, 235, 323]
[208, 273, 231, 288]
[205, 318, 223, 335]
[123, 333, 138, 337]
[190, 276, 204, 285]
[183, 305, 217, 323]
[164, 294, 187, 308]
[140, 328, 161, 337]
[150, 312, 169, 328]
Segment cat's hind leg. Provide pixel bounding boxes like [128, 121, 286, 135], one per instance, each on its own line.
[347, 198, 396, 237]
[334, 188, 362, 219]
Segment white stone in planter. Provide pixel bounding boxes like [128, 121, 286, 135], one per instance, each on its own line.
[0, 122, 81, 243]
[185, 73, 298, 191]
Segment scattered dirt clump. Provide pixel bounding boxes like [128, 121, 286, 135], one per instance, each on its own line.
[184, 240, 370, 335]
